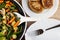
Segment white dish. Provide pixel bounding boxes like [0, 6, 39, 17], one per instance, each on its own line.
[25, 19, 60, 40]
[22, 0, 59, 18]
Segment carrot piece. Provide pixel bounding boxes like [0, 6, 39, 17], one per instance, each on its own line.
[5, 4, 11, 7]
[0, 0, 4, 4]
[8, 17, 15, 24]
[10, 2, 13, 5]
[0, 1, 3, 3]
[6, 1, 10, 4]
[6, 8, 10, 12]
[13, 21, 20, 27]
[6, 1, 12, 4]
[5, 1, 13, 8]
[10, 38, 14, 40]
[0, 0, 4, 1]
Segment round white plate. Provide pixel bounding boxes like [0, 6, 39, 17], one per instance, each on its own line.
[25, 19, 60, 40]
[22, 0, 59, 18]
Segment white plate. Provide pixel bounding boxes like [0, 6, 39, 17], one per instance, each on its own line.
[22, 0, 59, 18]
[25, 19, 60, 40]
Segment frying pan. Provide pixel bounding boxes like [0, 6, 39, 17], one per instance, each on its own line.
[10, 0, 27, 40]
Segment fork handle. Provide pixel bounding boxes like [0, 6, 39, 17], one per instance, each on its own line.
[46, 24, 60, 31]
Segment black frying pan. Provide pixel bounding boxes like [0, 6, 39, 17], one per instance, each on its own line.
[10, 0, 26, 40]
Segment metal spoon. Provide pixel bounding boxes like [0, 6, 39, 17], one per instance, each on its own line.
[27, 24, 60, 36]
[14, 12, 38, 25]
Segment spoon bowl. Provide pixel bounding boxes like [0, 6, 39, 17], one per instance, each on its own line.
[14, 12, 39, 25]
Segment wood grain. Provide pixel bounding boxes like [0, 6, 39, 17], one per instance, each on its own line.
[51, 0, 60, 20]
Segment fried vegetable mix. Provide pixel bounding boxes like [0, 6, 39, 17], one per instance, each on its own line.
[0, 0, 22, 40]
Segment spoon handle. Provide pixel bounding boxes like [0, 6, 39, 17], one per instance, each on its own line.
[21, 17, 38, 22]
[46, 24, 60, 31]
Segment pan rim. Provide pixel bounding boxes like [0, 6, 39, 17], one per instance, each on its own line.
[13, 0, 27, 40]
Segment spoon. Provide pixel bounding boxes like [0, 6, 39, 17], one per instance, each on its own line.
[14, 12, 38, 25]
[27, 24, 60, 36]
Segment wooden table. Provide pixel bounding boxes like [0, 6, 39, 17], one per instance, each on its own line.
[16, 0, 60, 40]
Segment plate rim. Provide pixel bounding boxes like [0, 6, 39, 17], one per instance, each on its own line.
[22, 0, 59, 18]
[14, 0, 27, 40]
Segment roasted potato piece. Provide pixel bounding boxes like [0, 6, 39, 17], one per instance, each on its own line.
[42, 0, 53, 9]
[28, 1, 43, 13]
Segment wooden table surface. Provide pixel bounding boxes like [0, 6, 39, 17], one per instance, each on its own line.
[16, 0, 60, 40]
